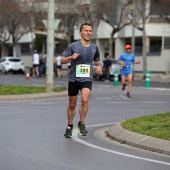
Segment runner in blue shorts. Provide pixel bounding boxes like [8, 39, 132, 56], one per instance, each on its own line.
[118, 44, 140, 98]
[60, 23, 102, 138]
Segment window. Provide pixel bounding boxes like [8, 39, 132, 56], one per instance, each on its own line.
[125, 38, 142, 55]
[164, 37, 170, 49]
[149, 37, 161, 55]
[21, 43, 31, 55]
[135, 38, 142, 55]
[0, 59, 6, 62]
[8, 45, 13, 56]
[9, 59, 21, 62]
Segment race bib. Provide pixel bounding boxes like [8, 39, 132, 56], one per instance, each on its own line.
[76, 64, 90, 77]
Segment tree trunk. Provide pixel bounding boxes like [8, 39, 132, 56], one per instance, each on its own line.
[12, 35, 20, 57]
[13, 43, 20, 57]
[1, 42, 8, 56]
[109, 31, 114, 57]
[142, 27, 147, 80]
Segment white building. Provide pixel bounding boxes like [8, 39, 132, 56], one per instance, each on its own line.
[1, 0, 170, 75]
[74, 0, 170, 75]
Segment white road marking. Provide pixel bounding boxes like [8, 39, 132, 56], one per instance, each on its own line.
[96, 97, 112, 100]
[141, 101, 167, 104]
[120, 95, 129, 99]
[105, 102, 132, 104]
[72, 123, 170, 166]
[149, 87, 170, 91]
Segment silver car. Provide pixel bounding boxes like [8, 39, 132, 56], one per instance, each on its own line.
[0, 57, 25, 74]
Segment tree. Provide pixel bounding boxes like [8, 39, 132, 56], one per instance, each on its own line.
[91, 0, 132, 57]
[151, 0, 170, 24]
[0, 0, 12, 56]
[131, 0, 151, 79]
[0, 0, 47, 57]
[0, 0, 35, 57]
[55, 0, 79, 46]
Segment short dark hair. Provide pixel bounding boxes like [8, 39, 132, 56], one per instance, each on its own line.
[80, 23, 92, 32]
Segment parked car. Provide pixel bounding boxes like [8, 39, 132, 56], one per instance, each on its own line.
[93, 58, 121, 81]
[0, 57, 25, 74]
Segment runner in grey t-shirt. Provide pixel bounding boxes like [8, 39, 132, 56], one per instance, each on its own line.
[60, 23, 102, 138]
[62, 40, 100, 82]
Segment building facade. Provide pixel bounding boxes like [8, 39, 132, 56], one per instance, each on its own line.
[1, 0, 170, 75]
[74, 0, 170, 75]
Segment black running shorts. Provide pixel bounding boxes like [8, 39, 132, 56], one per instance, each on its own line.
[68, 81, 92, 96]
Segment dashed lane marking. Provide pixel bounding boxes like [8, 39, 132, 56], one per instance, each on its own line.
[141, 101, 167, 104]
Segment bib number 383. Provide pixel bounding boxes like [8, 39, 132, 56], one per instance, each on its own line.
[76, 64, 90, 77]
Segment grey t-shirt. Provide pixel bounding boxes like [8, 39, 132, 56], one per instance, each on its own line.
[62, 41, 100, 82]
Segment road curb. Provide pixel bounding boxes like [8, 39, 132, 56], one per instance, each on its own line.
[106, 123, 170, 156]
[0, 91, 68, 101]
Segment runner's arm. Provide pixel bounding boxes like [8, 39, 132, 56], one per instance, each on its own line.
[117, 60, 125, 66]
[60, 56, 71, 64]
[94, 60, 102, 66]
[94, 60, 102, 75]
[60, 53, 79, 64]
[133, 60, 140, 64]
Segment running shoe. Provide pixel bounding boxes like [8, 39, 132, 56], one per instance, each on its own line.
[78, 122, 88, 136]
[126, 92, 130, 98]
[122, 83, 127, 91]
[64, 126, 73, 138]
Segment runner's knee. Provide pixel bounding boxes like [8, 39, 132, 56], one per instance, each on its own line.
[81, 98, 88, 105]
[69, 103, 76, 111]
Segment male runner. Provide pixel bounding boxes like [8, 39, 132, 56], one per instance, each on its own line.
[61, 23, 102, 138]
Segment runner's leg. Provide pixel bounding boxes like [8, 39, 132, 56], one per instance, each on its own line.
[121, 75, 126, 86]
[79, 88, 91, 123]
[127, 73, 133, 92]
[67, 96, 77, 125]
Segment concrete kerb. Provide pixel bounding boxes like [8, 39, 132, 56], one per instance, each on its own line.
[106, 123, 170, 156]
[0, 91, 68, 101]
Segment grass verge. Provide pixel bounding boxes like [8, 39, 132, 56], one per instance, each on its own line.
[0, 85, 67, 95]
[121, 112, 170, 141]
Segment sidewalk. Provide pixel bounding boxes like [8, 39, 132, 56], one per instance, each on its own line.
[0, 91, 68, 101]
[134, 73, 170, 83]
[107, 123, 170, 156]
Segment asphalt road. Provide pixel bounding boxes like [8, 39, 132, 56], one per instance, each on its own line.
[0, 75, 170, 170]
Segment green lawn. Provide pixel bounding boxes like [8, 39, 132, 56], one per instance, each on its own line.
[121, 112, 170, 141]
[0, 85, 67, 95]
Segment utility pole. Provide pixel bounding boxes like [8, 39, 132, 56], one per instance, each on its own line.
[131, 0, 135, 54]
[46, 0, 55, 93]
[42, 1, 60, 93]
